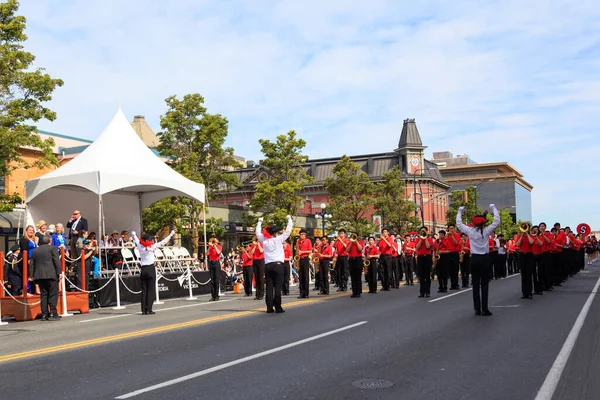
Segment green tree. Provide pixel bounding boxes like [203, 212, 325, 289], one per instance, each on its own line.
[374, 166, 419, 235]
[324, 155, 376, 237]
[446, 186, 481, 225]
[497, 208, 518, 235]
[0, 0, 63, 209]
[144, 93, 240, 253]
[247, 130, 313, 227]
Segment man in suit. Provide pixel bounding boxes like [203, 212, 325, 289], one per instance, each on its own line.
[31, 235, 63, 321]
[66, 209, 88, 265]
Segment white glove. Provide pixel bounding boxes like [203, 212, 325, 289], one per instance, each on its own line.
[286, 215, 291, 220]
[170, 230, 175, 236]
[258, 217, 264, 223]
[459, 206, 466, 212]
[489, 204, 496, 209]
[131, 231, 136, 237]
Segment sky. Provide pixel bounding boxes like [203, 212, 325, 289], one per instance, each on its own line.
[17, 0, 600, 229]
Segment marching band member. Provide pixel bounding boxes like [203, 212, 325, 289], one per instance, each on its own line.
[282, 240, 292, 295]
[489, 232, 499, 279]
[378, 228, 394, 291]
[415, 227, 434, 298]
[507, 234, 518, 275]
[207, 237, 223, 302]
[255, 216, 293, 313]
[403, 233, 416, 286]
[516, 225, 535, 300]
[540, 224, 554, 291]
[447, 224, 461, 290]
[346, 233, 364, 298]
[565, 227, 578, 277]
[312, 237, 322, 292]
[333, 229, 350, 292]
[241, 243, 254, 297]
[319, 237, 334, 295]
[497, 234, 507, 278]
[250, 236, 265, 300]
[459, 233, 471, 288]
[436, 230, 450, 293]
[296, 229, 313, 299]
[390, 233, 401, 288]
[553, 223, 567, 285]
[457, 204, 500, 316]
[365, 237, 380, 293]
[395, 233, 405, 287]
[531, 226, 545, 295]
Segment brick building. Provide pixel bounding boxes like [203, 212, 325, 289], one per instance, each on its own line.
[215, 119, 451, 235]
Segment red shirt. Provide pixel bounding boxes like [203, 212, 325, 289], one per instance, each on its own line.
[283, 243, 292, 261]
[365, 244, 379, 257]
[542, 232, 554, 253]
[554, 232, 566, 252]
[297, 238, 312, 258]
[241, 252, 253, 267]
[438, 237, 451, 253]
[391, 241, 399, 257]
[517, 234, 533, 253]
[378, 235, 393, 255]
[251, 242, 264, 260]
[334, 238, 350, 257]
[447, 232, 461, 252]
[320, 244, 333, 259]
[567, 233, 578, 250]
[416, 237, 434, 256]
[532, 235, 544, 255]
[488, 237, 497, 252]
[208, 245, 222, 261]
[403, 240, 416, 256]
[461, 239, 471, 254]
[348, 240, 364, 258]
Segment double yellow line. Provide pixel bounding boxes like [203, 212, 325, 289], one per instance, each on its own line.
[0, 292, 348, 364]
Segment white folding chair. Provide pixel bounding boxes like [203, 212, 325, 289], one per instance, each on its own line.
[121, 248, 140, 275]
[154, 248, 169, 274]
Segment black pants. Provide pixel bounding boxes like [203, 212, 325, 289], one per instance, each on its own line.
[542, 252, 554, 290]
[489, 251, 498, 278]
[448, 252, 460, 289]
[208, 260, 220, 300]
[253, 258, 265, 299]
[495, 253, 507, 278]
[335, 256, 349, 290]
[437, 254, 449, 291]
[404, 256, 414, 284]
[418, 255, 432, 296]
[391, 256, 401, 288]
[460, 254, 471, 287]
[367, 259, 378, 292]
[140, 264, 157, 313]
[243, 266, 254, 296]
[471, 254, 491, 313]
[349, 257, 363, 296]
[380, 254, 392, 290]
[519, 252, 534, 297]
[282, 262, 290, 295]
[298, 257, 310, 298]
[37, 278, 58, 317]
[265, 262, 284, 312]
[319, 260, 330, 294]
[554, 251, 566, 284]
[313, 261, 321, 289]
[507, 253, 516, 274]
[533, 254, 544, 293]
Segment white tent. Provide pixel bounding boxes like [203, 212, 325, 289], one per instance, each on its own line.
[25, 108, 205, 241]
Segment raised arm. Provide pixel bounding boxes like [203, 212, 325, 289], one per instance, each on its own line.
[278, 216, 293, 244]
[456, 206, 468, 235]
[255, 218, 264, 242]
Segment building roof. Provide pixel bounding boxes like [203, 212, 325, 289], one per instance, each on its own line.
[398, 118, 425, 149]
[130, 115, 160, 148]
[439, 162, 533, 191]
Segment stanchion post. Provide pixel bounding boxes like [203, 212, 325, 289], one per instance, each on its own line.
[60, 247, 73, 317]
[155, 273, 164, 305]
[113, 269, 125, 309]
[22, 251, 28, 298]
[186, 265, 197, 300]
[80, 249, 86, 292]
[0, 251, 8, 325]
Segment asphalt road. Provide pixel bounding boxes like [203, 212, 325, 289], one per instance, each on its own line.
[1, 264, 599, 400]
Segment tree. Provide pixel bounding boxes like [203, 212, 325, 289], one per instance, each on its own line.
[0, 0, 63, 209]
[145, 93, 240, 253]
[446, 186, 481, 226]
[324, 155, 376, 237]
[374, 166, 419, 235]
[498, 208, 518, 236]
[247, 130, 313, 227]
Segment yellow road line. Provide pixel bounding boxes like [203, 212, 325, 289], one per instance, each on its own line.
[0, 292, 348, 364]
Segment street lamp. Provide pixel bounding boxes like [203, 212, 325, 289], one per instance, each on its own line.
[315, 203, 332, 236]
[474, 178, 495, 211]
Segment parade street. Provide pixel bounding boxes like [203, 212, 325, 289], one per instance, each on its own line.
[1, 267, 599, 400]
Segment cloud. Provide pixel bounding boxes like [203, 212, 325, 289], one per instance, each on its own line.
[16, 0, 600, 227]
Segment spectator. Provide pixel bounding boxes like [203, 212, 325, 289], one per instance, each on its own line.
[30, 234, 62, 321]
[4, 245, 22, 295]
[35, 220, 47, 242]
[51, 223, 69, 256]
[66, 210, 88, 262]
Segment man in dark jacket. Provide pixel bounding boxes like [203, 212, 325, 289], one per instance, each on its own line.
[31, 235, 63, 321]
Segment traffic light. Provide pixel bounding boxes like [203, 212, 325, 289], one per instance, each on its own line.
[461, 191, 468, 203]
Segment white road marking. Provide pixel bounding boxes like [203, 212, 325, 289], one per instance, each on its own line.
[427, 273, 519, 303]
[490, 305, 520, 308]
[115, 321, 368, 399]
[79, 299, 235, 323]
[534, 275, 600, 400]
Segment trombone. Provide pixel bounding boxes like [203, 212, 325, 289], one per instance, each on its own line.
[519, 222, 531, 233]
[349, 233, 358, 242]
[208, 237, 218, 246]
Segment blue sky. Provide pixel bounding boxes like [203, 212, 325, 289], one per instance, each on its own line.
[19, 0, 600, 229]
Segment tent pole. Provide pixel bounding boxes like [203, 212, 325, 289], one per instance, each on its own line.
[138, 193, 143, 234]
[203, 196, 208, 270]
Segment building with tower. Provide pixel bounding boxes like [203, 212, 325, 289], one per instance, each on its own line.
[215, 118, 451, 237]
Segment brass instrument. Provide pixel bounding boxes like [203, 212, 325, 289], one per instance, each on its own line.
[459, 251, 465, 263]
[312, 244, 321, 271]
[252, 236, 259, 244]
[294, 238, 301, 262]
[332, 255, 337, 269]
[236, 245, 242, 251]
[432, 252, 440, 268]
[363, 245, 371, 268]
[419, 231, 428, 240]
[519, 222, 531, 233]
[208, 237, 217, 246]
[349, 233, 358, 242]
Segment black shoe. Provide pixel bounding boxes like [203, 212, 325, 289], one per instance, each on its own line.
[534, 292, 543, 295]
[41, 314, 49, 321]
[350, 294, 357, 298]
[418, 294, 424, 298]
[209, 297, 216, 301]
[475, 310, 482, 316]
[482, 310, 492, 316]
[521, 296, 528, 299]
[142, 311, 147, 315]
[425, 293, 430, 297]
[404, 282, 410, 286]
[336, 288, 343, 292]
[528, 295, 533, 299]
[382, 288, 390, 291]
[147, 311, 155, 315]
[266, 309, 274, 314]
[275, 308, 285, 314]
[48, 314, 61, 321]
[437, 290, 444, 293]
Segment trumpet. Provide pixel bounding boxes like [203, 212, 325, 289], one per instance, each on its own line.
[252, 236, 259, 244]
[208, 237, 218, 246]
[519, 222, 531, 233]
[236, 245, 242, 251]
[349, 233, 358, 242]
[419, 230, 428, 240]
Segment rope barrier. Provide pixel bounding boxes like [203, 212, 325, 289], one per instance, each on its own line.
[0, 282, 41, 306]
[191, 273, 211, 286]
[64, 273, 116, 294]
[3, 257, 22, 264]
[158, 274, 181, 282]
[118, 272, 142, 294]
[65, 254, 83, 263]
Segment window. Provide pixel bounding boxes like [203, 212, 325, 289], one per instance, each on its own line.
[0, 175, 5, 195]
